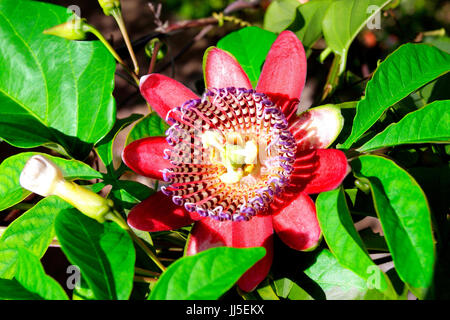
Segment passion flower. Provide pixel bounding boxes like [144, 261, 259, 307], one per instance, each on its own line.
[122, 31, 349, 292]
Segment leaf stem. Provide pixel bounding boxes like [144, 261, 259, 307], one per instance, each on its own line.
[134, 275, 158, 283]
[106, 210, 167, 272]
[147, 40, 162, 74]
[135, 267, 160, 277]
[321, 53, 342, 102]
[111, 8, 140, 76]
[85, 25, 139, 85]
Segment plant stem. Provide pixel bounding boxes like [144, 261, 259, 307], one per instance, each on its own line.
[85, 25, 139, 85]
[134, 275, 158, 283]
[321, 54, 342, 102]
[135, 267, 160, 277]
[106, 210, 167, 272]
[111, 8, 140, 76]
[147, 40, 161, 74]
[9, 202, 34, 211]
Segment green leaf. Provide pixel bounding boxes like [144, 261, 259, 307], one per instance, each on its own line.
[359, 100, 450, 151]
[287, 282, 314, 300]
[0, 279, 42, 300]
[0, 152, 102, 211]
[257, 280, 280, 300]
[96, 114, 143, 174]
[263, 0, 300, 33]
[125, 112, 169, 146]
[55, 209, 135, 300]
[359, 228, 389, 251]
[149, 247, 266, 300]
[15, 248, 68, 300]
[304, 249, 391, 300]
[273, 278, 314, 300]
[341, 43, 450, 149]
[273, 278, 294, 299]
[290, 0, 333, 51]
[0, 196, 70, 277]
[0, 242, 19, 279]
[316, 188, 397, 298]
[109, 180, 154, 212]
[351, 155, 436, 298]
[0, 0, 116, 159]
[423, 35, 450, 54]
[322, 0, 391, 63]
[217, 27, 277, 87]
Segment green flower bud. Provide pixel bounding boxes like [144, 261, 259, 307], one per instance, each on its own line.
[98, 0, 121, 16]
[355, 178, 371, 194]
[145, 38, 167, 61]
[43, 18, 89, 41]
[20, 155, 113, 223]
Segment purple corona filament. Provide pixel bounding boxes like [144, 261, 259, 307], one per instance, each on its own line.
[161, 87, 297, 221]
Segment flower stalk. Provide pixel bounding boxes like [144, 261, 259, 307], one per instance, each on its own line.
[98, 1, 139, 75]
[110, 7, 140, 75]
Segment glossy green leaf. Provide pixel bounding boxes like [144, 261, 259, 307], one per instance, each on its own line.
[257, 280, 280, 300]
[341, 44, 450, 149]
[55, 209, 135, 300]
[273, 278, 314, 300]
[96, 114, 143, 173]
[263, 0, 300, 33]
[290, 0, 333, 51]
[109, 180, 154, 212]
[0, 242, 19, 279]
[352, 155, 436, 298]
[287, 282, 314, 300]
[217, 27, 277, 87]
[0, 0, 116, 159]
[0, 152, 102, 211]
[323, 0, 391, 59]
[304, 249, 391, 300]
[359, 228, 389, 251]
[0, 196, 70, 278]
[149, 247, 266, 300]
[359, 100, 450, 151]
[316, 188, 396, 298]
[15, 248, 68, 300]
[125, 112, 169, 146]
[0, 279, 42, 300]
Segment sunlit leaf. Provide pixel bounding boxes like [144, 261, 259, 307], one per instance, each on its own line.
[0, 0, 116, 159]
[352, 155, 436, 298]
[55, 209, 135, 300]
[341, 44, 450, 149]
[359, 100, 450, 151]
[149, 247, 266, 300]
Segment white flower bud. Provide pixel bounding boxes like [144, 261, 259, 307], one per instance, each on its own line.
[20, 155, 64, 197]
[19, 155, 113, 223]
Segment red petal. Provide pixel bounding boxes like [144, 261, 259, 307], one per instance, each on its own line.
[122, 136, 171, 180]
[291, 149, 349, 194]
[140, 73, 198, 120]
[127, 191, 194, 232]
[272, 192, 321, 251]
[186, 215, 273, 292]
[290, 105, 344, 150]
[256, 30, 307, 120]
[203, 47, 252, 90]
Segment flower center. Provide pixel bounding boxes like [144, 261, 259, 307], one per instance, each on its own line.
[202, 131, 259, 184]
[161, 87, 296, 221]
